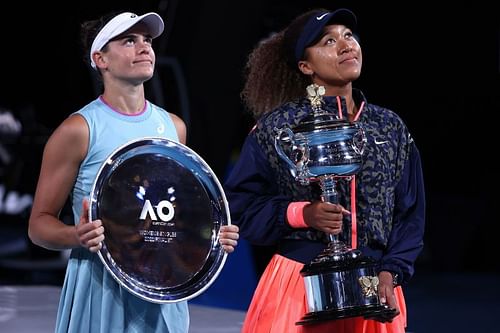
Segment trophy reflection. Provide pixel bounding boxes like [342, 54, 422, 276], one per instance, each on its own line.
[275, 84, 395, 325]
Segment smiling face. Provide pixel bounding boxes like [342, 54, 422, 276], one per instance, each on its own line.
[298, 24, 362, 91]
[94, 22, 156, 85]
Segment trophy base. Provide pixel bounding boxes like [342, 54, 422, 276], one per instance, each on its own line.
[296, 304, 397, 325]
[299, 245, 397, 326]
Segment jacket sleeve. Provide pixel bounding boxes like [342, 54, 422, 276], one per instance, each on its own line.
[379, 141, 426, 285]
[224, 132, 293, 246]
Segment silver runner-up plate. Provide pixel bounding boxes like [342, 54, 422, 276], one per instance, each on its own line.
[89, 137, 230, 303]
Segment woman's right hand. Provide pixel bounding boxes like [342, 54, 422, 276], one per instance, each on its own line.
[75, 199, 105, 253]
[302, 201, 349, 234]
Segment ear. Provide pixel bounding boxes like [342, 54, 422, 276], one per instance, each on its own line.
[298, 60, 314, 76]
[92, 51, 108, 70]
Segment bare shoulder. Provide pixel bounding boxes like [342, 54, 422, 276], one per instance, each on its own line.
[168, 112, 187, 144]
[44, 114, 89, 161]
[168, 112, 185, 126]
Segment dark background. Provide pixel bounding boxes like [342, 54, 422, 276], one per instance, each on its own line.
[0, 1, 498, 331]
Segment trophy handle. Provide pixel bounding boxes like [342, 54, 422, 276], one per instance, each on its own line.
[291, 142, 310, 185]
[352, 126, 367, 155]
[275, 128, 311, 185]
[274, 127, 299, 177]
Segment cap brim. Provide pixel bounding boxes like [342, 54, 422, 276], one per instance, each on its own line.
[134, 12, 164, 39]
[308, 9, 357, 47]
[326, 8, 357, 32]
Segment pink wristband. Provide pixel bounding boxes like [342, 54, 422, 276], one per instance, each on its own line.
[286, 201, 310, 228]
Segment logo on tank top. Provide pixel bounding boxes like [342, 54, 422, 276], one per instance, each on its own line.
[157, 122, 165, 134]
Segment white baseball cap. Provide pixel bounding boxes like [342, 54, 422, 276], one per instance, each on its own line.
[90, 12, 164, 69]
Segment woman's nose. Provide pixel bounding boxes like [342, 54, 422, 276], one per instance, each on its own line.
[339, 41, 352, 54]
[137, 40, 152, 53]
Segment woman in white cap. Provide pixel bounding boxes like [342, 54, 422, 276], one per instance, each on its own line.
[225, 7, 425, 333]
[28, 11, 239, 333]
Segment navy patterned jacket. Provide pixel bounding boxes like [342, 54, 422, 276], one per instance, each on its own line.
[224, 89, 425, 285]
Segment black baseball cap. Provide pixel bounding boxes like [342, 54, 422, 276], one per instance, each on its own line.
[294, 8, 357, 63]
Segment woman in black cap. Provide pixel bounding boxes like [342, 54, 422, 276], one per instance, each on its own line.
[225, 7, 425, 333]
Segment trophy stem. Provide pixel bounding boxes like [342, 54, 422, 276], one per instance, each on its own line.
[313, 175, 352, 262]
[319, 175, 339, 205]
[319, 175, 341, 242]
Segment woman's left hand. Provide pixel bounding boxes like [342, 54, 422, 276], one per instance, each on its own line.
[375, 271, 401, 322]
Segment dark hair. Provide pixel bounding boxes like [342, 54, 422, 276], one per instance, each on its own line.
[80, 11, 121, 69]
[241, 9, 325, 119]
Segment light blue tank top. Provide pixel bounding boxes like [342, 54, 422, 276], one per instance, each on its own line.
[55, 98, 189, 333]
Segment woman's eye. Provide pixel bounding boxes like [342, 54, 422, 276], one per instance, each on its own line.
[326, 38, 336, 45]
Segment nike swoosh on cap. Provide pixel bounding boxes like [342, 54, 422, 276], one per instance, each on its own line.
[316, 13, 329, 20]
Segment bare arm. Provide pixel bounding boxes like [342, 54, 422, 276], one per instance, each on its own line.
[28, 114, 102, 250]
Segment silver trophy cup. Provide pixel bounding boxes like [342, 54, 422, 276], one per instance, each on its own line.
[274, 85, 395, 325]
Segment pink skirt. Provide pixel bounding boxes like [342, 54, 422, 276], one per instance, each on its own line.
[242, 254, 407, 333]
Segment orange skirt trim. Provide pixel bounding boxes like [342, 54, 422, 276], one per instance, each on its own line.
[242, 254, 407, 333]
